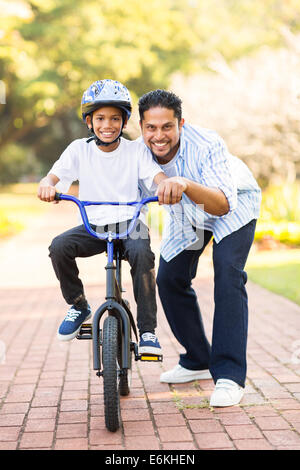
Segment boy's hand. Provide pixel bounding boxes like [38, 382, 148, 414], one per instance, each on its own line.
[37, 182, 58, 203]
[37, 175, 60, 203]
[156, 177, 187, 205]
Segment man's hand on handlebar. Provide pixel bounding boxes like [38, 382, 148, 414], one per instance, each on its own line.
[156, 177, 187, 205]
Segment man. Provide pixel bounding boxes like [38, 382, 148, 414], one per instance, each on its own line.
[138, 89, 261, 407]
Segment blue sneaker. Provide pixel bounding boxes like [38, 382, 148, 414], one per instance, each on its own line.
[138, 332, 162, 355]
[57, 305, 92, 341]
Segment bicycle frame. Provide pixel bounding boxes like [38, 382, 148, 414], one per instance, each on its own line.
[54, 193, 158, 373]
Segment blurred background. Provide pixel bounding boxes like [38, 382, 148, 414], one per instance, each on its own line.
[0, 0, 299, 304]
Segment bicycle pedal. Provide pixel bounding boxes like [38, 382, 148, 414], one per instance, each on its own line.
[139, 354, 163, 362]
[76, 323, 92, 340]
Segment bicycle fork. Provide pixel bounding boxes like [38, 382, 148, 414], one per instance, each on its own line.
[77, 238, 162, 377]
[92, 239, 131, 374]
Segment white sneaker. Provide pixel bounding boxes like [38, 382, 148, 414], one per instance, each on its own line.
[160, 364, 211, 383]
[209, 379, 244, 407]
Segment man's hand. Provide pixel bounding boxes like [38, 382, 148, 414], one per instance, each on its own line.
[37, 175, 60, 203]
[156, 177, 187, 205]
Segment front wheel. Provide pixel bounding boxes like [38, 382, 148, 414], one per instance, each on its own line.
[102, 315, 120, 432]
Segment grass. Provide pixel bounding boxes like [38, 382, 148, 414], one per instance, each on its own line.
[246, 248, 300, 306]
[0, 183, 49, 239]
[171, 389, 211, 410]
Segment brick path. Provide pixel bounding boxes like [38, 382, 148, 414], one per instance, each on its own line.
[1, 201, 300, 450]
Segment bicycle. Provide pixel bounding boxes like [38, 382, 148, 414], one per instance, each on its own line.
[54, 192, 162, 432]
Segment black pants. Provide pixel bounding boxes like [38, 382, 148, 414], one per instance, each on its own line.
[48, 220, 157, 335]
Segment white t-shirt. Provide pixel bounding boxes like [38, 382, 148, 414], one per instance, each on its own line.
[48, 137, 161, 226]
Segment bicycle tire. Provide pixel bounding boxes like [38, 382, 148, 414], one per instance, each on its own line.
[102, 315, 121, 432]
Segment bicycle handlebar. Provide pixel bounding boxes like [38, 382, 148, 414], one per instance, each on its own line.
[54, 192, 158, 240]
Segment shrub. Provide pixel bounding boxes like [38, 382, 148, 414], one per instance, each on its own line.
[255, 182, 300, 246]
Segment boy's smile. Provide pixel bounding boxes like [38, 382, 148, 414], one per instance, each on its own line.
[86, 106, 126, 152]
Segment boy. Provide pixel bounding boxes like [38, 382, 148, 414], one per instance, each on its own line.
[38, 79, 174, 355]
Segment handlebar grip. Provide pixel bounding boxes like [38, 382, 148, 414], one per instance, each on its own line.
[54, 192, 62, 201]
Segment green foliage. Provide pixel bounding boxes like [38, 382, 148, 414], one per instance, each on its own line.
[0, 208, 23, 238]
[0, 0, 197, 138]
[0, 183, 46, 238]
[259, 183, 300, 222]
[255, 221, 300, 246]
[2, 0, 300, 182]
[255, 183, 300, 246]
[0, 143, 41, 184]
[146, 203, 166, 238]
[0, 0, 200, 180]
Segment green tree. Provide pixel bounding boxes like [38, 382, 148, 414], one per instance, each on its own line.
[0, 0, 197, 177]
[1, 0, 300, 182]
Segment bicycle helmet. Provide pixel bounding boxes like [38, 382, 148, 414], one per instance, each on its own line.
[81, 79, 132, 147]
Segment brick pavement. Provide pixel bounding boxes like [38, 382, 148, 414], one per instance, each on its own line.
[0, 201, 300, 450]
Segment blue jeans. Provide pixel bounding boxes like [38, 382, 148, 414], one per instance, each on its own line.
[156, 219, 257, 388]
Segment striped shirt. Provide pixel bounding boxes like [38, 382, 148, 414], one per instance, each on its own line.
[138, 123, 261, 262]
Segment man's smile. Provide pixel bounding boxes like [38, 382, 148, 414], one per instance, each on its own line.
[151, 141, 170, 149]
